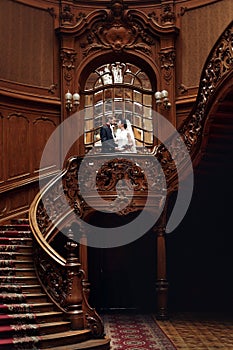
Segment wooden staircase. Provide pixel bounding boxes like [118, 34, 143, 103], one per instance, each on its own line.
[195, 90, 233, 179]
[0, 220, 110, 350]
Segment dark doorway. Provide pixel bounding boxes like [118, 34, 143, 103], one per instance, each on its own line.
[87, 211, 157, 312]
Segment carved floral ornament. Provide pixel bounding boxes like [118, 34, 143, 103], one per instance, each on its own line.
[179, 23, 233, 153]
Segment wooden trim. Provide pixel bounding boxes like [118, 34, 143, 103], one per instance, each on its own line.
[0, 170, 60, 195]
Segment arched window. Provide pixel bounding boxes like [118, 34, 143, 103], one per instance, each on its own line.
[84, 62, 153, 152]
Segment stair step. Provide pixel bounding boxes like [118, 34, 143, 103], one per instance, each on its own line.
[0, 284, 42, 293]
[1, 267, 36, 276]
[43, 337, 111, 350]
[0, 293, 48, 304]
[0, 237, 32, 246]
[0, 251, 32, 260]
[11, 218, 29, 225]
[39, 329, 92, 348]
[0, 275, 38, 284]
[0, 230, 31, 238]
[0, 259, 34, 268]
[0, 336, 110, 350]
[0, 244, 33, 253]
[0, 321, 71, 337]
[0, 311, 63, 325]
[0, 302, 56, 313]
[0, 224, 30, 231]
[24, 293, 49, 303]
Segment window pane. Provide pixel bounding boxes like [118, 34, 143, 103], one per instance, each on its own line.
[83, 62, 154, 150]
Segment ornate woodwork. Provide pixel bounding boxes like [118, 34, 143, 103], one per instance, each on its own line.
[1, 0, 232, 326]
[179, 21, 233, 158]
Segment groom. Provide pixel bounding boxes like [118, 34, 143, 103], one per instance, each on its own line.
[100, 116, 117, 153]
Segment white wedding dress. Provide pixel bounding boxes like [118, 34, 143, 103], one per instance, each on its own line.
[115, 120, 137, 153]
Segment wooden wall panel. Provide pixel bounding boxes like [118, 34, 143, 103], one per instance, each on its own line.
[0, 0, 54, 88]
[32, 117, 58, 173]
[178, 0, 233, 89]
[0, 100, 61, 221]
[0, 182, 40, 221]
[7, 113, 30, 180]
[0, 113, 3, 184]
[0, 105, 60, 186]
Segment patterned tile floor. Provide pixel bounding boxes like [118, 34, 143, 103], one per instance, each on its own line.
[155, 312, 233, 349]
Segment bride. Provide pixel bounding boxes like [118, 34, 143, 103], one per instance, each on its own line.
[115, 119, 137, 153]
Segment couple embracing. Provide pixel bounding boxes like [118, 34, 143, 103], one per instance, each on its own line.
[100, 116, 136, 153]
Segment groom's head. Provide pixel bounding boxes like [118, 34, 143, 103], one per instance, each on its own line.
[106, 115, 117, 126]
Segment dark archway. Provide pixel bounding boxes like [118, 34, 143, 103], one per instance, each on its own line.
[87, 211, 157, 312]
[167, 86, 233, 312]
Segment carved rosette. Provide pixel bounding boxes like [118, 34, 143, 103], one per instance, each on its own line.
[60, 50, 77, 86]
[180, 23, 233, 153]
[159, 49, 176, 84]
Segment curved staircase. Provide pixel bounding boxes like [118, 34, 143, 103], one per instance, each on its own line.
[0, 220, 110, 349]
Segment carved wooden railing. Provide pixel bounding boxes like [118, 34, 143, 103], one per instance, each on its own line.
[156, 21, 233, 186]
[29, 163, 105, 336]
[29, 153, 169, 318]
[29, 21, 233, 322]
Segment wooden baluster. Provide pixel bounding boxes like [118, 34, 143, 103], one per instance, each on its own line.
[64, 229, 84, 329]
[79, 226, 91, 300]
[155, 212, 169, 320]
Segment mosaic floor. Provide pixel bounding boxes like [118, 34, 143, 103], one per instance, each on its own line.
[155, 312, 233, 350]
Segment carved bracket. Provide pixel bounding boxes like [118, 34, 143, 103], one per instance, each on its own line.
[60, 49, 77, 86]
[159, 49, 176, 84]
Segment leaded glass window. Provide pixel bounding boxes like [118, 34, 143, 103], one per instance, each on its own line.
[84, 62, 153, 150]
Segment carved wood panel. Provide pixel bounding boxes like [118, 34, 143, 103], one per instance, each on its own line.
[0, 0, 59, 97]
[7, 113, 30, 180]
[32, 117, 58, 173]
[0, 113, 3, 184]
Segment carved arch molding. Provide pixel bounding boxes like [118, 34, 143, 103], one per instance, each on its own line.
[58, 0, 178, 89]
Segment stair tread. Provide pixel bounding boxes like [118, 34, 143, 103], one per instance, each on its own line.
[0, 237, 32, 240]
[0, 321, 70, 328]
[0, 293, 45, 296]
[0, 271, 35, 275]
[40, 328, 91, 340]
[0, 302, 53, 306]
[1, 259, 33, 262]
[42, 338, 110, 350]
[0, 311, 62, 319]
[0, 337, 110, 349]
[0, 276, 37, 279]
[0, 252, 32, 255]
[0, 284, 40, 287]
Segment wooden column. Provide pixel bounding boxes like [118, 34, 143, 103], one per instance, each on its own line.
[79, 227, 91, 300]
[64, 229, 84, 329]
[155, 215, 169, 320]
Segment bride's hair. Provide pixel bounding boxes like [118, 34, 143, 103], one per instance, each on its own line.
[118, 119, 127, 129]
[122, 119, 127, 129]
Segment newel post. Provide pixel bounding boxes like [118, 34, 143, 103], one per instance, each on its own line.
[64, 229, 84, 329]
[155, 212, 169, 320]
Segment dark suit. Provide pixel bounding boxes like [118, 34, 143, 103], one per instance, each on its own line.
[100, 124, 116, 153]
